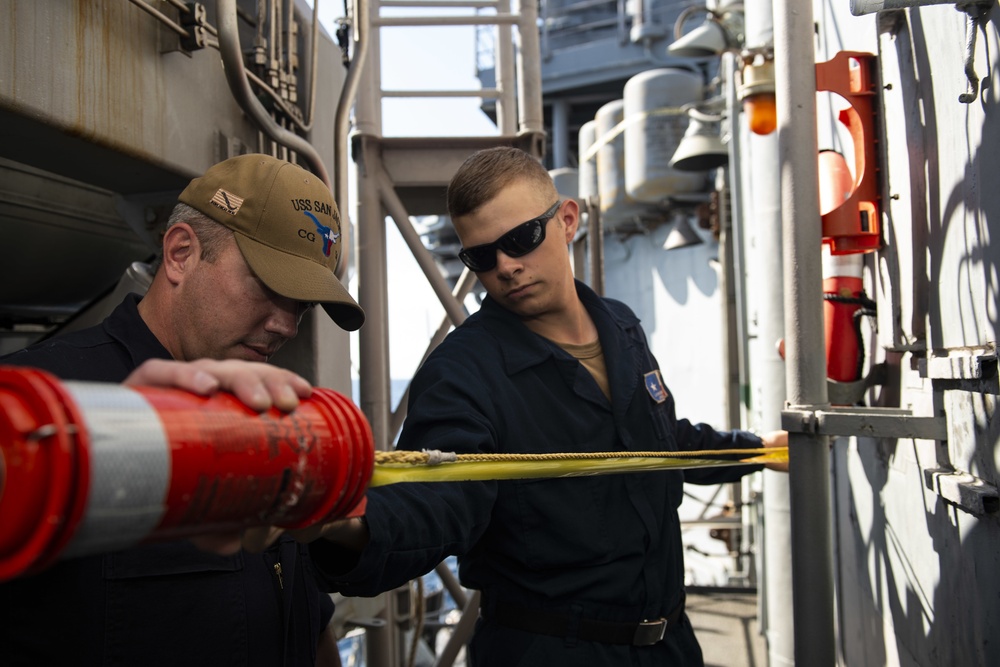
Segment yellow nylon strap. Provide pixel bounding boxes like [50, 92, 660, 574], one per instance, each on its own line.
[368, 447, 789, 487]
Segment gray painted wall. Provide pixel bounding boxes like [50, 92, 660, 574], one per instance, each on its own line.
[0, 0, 352, 391]
[821, 2, 1000, 665]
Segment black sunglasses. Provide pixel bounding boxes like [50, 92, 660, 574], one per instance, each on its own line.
[457, 201, 562, 272]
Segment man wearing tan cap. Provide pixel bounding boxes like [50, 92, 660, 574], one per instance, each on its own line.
[0, 154, 363, 666]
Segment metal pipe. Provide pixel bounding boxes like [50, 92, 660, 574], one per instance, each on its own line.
[750, 83, 797, 667]
[351, 3, 397, 663]
[216, 0, 331, 185]
[513, 0, 544, 136]
[434, 561, 468, 609]
[354, 0, 381, 136]
[128, 0, 189, 38]
[357, 150, 391, 452]
[495, 0, 517, 135]
[551, 99, 569, 167]
[376, 170, 469, 328]
[433, 590, 480, 667]
[539, 0, 551, 59]
[629, 0, 667, 45]
[256, 0, 267, 47]
[302, 0, 321, 130]
[616, 0, 627, 44]
[719, 203, 740, 430]
[722, 51, 746, 430]
[352, 2, 386, 462]
[242, 69, 309, 132]
[366, 593, 403, 667]
[629, 0, 645, 41]
[743, 0, 794, 663]
[286, 0, 296, 85]
[334, 0, 372, 280]
[269, 0, 278, 81]
[276, 0, 285, 87]
[774, 1, 835, 665]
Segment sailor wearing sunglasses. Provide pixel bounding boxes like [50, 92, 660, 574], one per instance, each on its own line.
[455, 193, 581, 336]
[316, 147, 786, 667]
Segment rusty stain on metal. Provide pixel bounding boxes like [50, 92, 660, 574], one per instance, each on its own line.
[70, 0, 152, 151]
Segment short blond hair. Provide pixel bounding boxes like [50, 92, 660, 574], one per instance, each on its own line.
[446, 147, 557, 219]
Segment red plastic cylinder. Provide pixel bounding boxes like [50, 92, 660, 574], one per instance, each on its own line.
[819, 150, 865, 385]
[0, 366, 373, 582]
[0, 368, 91, 581]
[823, 275, 864, 383]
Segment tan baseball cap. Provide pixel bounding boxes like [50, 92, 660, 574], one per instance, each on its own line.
[179, 154, 365, 331]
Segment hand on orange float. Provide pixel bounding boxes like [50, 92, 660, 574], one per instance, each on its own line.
[125, 358, 312, 412]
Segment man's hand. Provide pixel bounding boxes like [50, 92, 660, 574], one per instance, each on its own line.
[291, 516, 370, 551]
[125, 358, 312, 412]
[759, 430, 789, 473]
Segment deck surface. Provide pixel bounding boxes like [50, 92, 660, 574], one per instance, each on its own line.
[686, 589, 767, 667]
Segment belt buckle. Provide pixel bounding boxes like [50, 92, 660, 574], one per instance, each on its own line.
[632, 618, 667, 646]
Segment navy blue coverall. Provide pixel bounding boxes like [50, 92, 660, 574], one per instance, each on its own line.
[318, 281, 763, 667]
[0, 294, 333, 667]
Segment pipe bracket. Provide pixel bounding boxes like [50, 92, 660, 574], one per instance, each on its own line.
[781, 406, 947, 440]
[923, 467, 999, 516]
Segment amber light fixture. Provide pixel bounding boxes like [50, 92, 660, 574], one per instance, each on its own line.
[740, 59, 777, 135]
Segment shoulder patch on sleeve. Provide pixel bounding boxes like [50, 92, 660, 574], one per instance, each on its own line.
[644, 370, 668, 403]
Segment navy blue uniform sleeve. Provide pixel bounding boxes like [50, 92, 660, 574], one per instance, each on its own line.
[312, 352, 498, 596]
[625, 304, 765, 486]
[676, 418, 764, 485]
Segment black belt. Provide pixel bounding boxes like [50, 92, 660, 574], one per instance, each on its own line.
[490, 595, 685, 647]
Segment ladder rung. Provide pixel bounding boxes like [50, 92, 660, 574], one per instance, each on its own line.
[374, 15, 519, 27]
[381, 88, 501, 99]
[380, 1, 500, 7]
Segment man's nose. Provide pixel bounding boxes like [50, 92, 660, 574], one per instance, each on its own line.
[494, 250, 522, 277]
[264, 296, 302, 338]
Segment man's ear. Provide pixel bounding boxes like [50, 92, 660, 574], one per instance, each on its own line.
[160, 223, 199, 285]
[560, 198, 581, 243]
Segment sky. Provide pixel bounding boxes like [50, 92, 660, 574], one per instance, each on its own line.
[316, 4, 499, 137]
[311, 3, 499, 381]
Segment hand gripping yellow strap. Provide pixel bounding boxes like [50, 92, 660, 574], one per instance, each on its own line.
[368, 447, 789, 487]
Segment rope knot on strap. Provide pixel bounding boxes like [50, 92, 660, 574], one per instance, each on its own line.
[422, 449, 458, 465]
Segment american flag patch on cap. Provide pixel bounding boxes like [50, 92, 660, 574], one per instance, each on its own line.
[210, 188, 244, 215]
